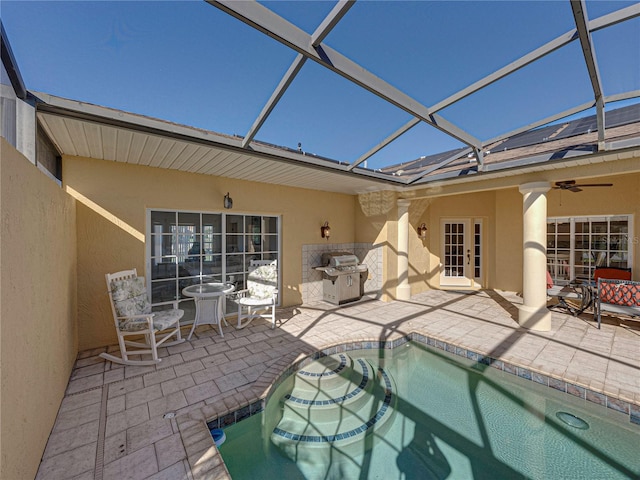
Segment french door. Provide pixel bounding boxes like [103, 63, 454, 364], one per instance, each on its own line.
[439, 219, 483, 288]
[440, 219, 472, 287]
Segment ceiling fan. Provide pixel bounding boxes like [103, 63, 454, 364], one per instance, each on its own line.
[553, 180, 613, 193]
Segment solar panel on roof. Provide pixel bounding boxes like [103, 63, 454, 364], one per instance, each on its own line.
[606, 103, 640, 128]
[496, 124, 561, 151]
[553, 116, 596, 140]
[553, 104, 640, 142]
[490, 103, 640, 151]
[382, 103, 640, 174]
[380, 147, 466, 174]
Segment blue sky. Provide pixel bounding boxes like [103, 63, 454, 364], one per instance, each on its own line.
[2, 1, 639, 169]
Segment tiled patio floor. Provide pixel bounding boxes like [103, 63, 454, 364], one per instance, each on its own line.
[36, 290, 640, 480]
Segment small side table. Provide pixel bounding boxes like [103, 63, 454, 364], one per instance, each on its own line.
[182, 283, 235, 339]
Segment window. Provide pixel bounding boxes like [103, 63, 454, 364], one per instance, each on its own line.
[443, 222, 466, 277]
[473, 220, 482, 281]
[147, 210, 280, 318]
[547, 215, 632, 285]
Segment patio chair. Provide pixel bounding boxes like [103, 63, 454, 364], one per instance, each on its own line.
[546, 271, 588, 316]
[594, 278, 640, 328]
[101, 269, 184, 366]
[236, 260, 278, 329]
[593, 267, 632, 283]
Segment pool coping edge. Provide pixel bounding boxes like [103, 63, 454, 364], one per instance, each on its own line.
[184, 330, 640, 480]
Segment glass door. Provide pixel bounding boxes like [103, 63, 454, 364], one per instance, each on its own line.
[473, 220, 483, 287]
[547, 218, 571, 285]
[547, 215, 632, 284]
[147, 210, 280, 321]
[440, 219, 472, 287]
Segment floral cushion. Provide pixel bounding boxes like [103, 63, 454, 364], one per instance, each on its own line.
[116, 309, 183, 333]
[110, 276, 184, 332]
[150, 309, 184, 331]
[118, 317, 152, 332]
[239, 296, 275, 307]
[247, 264, 277, 300]
[111, 277, 151, 318]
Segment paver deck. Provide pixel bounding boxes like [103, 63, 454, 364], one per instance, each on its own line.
[36, 290, 640, 479]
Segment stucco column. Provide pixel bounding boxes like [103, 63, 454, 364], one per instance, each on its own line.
[397, 199, 411, 301]
[518, 182, 551, 331]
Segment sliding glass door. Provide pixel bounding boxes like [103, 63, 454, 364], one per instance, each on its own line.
[547, 215, 632, 285]
[147, 210, 280, 319]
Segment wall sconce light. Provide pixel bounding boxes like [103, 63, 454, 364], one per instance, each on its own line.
[223, 192, 233, 209]
[321, 221, 331, 240]
[417, 223, 428, 239]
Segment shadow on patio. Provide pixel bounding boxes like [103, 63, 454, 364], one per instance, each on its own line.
[36, 289, 640, 479]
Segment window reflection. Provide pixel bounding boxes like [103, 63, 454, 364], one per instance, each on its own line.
[547, 215, 631, 284]
[148, 211, 279, 312]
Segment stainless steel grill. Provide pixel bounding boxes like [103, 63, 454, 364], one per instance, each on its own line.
[316, 252, 368, 305]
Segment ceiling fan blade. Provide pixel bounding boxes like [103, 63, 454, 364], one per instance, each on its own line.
[553, 180, 612, 192]
[572, 183, 613, 188]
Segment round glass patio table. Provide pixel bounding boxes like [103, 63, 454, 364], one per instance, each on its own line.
[182, 283, 235, 339]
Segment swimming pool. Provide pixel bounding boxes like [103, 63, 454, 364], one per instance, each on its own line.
[218, 342, 640, 479]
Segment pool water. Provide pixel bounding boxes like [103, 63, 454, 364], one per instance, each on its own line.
[218, 343, 640, 479]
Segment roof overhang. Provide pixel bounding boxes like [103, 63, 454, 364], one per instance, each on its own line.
[402, 142, 640, 199]
[34, 92, 401, 195]
[34, 91, 640, 197]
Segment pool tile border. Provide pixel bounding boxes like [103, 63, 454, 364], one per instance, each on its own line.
[207, 332, 640, 431]
[286, 358, 370, 406]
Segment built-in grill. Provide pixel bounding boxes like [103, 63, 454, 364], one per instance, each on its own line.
[316, 252, 368, 305]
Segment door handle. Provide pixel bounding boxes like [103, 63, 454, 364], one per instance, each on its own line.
[467, 249, 471, 265]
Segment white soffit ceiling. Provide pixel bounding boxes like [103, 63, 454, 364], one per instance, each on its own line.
[37, 110, 395, 195]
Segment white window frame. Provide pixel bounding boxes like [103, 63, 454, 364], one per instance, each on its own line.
[145, 209, 281, 314]
[547, 214, 633, 285]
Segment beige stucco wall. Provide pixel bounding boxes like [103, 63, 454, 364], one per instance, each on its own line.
[494, 188, 524, 291]
[356, 190, 502, 298]
[362, 170, 640, 298]
[64, 156, 358, 350]
[67, 150, 640, 351]
[546, 172, 639, 217]
[425, 191, 497, 291]
[547, 172, 640, 277]
[1, 139, 78, 480]
[354, 190, 399, 300]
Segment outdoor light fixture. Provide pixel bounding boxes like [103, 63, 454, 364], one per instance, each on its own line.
[223, 192, 233, 209]
[321, 221, 331, 240]
[417, 223, 428, 239]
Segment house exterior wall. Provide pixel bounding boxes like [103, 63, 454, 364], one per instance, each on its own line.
[354, 190, 504, 298]
[60, 151, 640, 352]
[0, 139, 77, 480]
[546, 172, 640, 219]
[426, 191, 497, 291]
[363, 171, 640, 298]
[355, 190, 398, 300]
[63, 156, 358, 350]
[494, 188, 525, 291]
[547, 172, 640, 277]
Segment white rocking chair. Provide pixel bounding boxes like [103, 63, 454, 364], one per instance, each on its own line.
[236, 260, 278, 329]
[101, 269, 185, 366]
